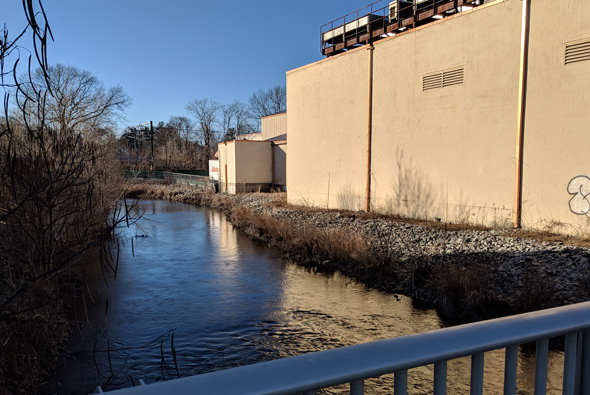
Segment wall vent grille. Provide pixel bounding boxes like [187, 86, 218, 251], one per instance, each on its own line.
[565, 39, 590, 65]
[423, 68, 464, 91]
[423, 73, 442, 91]
[443, 68, 464, 87]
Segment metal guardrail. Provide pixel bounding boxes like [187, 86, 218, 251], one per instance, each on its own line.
[124, 170, 217, 192]
[99, 301, 590, 394]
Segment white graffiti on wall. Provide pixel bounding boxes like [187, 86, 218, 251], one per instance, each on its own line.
[567, 175, 590, 216]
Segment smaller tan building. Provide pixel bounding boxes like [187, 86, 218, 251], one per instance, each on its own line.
[218, 113, 287, 194]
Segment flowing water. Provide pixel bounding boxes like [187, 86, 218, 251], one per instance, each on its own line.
[48, 200, 564, 394]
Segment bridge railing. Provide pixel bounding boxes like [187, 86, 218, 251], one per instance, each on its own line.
[98, 300, 590, 395]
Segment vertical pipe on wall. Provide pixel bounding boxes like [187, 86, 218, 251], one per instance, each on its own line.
[365, 44, 375, 213]
[514, 0, 531, 228]
[224, 164, 228, 192]
[271, 142, 275, 188]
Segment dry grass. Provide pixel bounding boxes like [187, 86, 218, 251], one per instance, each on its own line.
[0, 128, 129, 393]
[229, 206, 372, 272]
[431, 264, 505, 324]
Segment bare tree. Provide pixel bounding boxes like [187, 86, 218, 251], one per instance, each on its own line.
[1, 4, 133, 392]
[221, 100, 254, 142]
[19, 64, 131, 139]
[154, 121, 180, 170]
[185, 98, 219, 162]
[167, 115, 195, 148]
[248, 85, 286, 119]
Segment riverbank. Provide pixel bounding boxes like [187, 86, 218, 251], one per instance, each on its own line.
[128, 183, 590, 324]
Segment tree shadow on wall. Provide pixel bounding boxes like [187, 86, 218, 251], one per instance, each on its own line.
[336, 181, 363, 211]
[385, 149, 440, 219]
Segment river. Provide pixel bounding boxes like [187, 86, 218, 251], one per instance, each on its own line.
[47, 200, 564, 394]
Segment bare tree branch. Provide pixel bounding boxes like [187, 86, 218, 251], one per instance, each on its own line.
[185, 97, 219, 163]
[248, 85, 286, 120]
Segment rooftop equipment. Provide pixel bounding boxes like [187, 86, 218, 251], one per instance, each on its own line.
[321, 0, 485, 56]
[322, 13, 383, 45]
[388, 1, 413, 22]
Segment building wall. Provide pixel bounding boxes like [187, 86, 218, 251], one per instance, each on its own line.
[522, 0, 590, 233]
[288, 0, 521, 221]
[234, 141, 272, 184]
[371, 0, 520, 226]
[261, 113, 287, 141]
[288, 48, 369, 210]
[218, 142, 237, 194]
[219, 139, 286, 194]
[273, 143, 287, 187]
[208, 160, 219, 181]
[288, 0, 590, 233]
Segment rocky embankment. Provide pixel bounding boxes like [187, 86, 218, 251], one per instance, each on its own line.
[129, 183, 590, 324]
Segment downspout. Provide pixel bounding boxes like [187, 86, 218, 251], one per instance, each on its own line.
[365, 44, 374, 212]
[514, 0, 531, 228]
[224, 164, 228, 192]
[223, 142, 228, 193]
[271, 142, 275, 189]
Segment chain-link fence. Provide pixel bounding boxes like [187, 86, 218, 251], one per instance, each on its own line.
[124, 170, 217, 192]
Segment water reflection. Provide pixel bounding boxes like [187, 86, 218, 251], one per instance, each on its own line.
[48, 201, 564, 395]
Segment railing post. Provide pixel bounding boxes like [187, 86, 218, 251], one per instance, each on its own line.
[575, 330, 590, 395]
[584, 329, 590, 395]
[504, 345, 518, 395]
[535, 338, 549, 395]
[434, 361, 447, 395]
[564, 332, 578, 395]
[471, 353, 484, 395]
[351, 379, 364, 395]
[394, 370, 408, 395]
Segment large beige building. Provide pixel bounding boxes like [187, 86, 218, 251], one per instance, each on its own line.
[286, 0, 590, 234]
[219, 113, 287, 194]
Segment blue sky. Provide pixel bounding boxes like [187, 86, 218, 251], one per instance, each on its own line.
[4, 0, 369, 129]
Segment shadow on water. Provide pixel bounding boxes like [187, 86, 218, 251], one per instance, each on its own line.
[47, 200, 564, 395]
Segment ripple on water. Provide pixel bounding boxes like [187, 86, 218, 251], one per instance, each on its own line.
[48, 201, 564, 395]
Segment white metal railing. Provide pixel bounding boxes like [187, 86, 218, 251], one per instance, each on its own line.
[98, 301, 590, 395]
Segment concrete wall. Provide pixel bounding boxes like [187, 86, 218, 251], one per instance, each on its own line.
[218, 142, 237, 194]
[234, 140, 272, 184]
[288, 0, 520, 221]
[219, 140, 273, 194]
[261, 113, 287, 141]
[287, 0, 590, 233]
[288, 48, 369, 210]
[522, 0, 590, 233]
[273, 143, 287, 187]
[371, 0, 520, 226]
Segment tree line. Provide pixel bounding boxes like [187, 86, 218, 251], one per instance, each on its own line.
[120, 86, 286, 171]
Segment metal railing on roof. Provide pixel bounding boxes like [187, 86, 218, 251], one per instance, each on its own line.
[320, 0, 484, 56]
[98, 301, 590, 394]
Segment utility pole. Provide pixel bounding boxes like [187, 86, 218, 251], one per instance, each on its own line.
[150, 121, 154, 171]
[129, 121, 153, 170]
